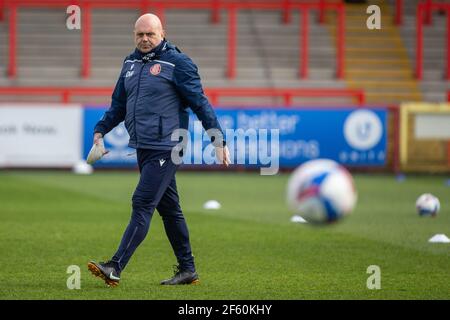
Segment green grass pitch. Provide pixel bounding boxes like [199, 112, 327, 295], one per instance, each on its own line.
[0, 171, 449, 299]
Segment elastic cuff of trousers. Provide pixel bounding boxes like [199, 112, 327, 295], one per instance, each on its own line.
[179, 259, 196, 273]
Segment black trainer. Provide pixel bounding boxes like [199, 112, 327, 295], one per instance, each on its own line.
[87, 260, 121, 287]
[160, 265, 199, 285]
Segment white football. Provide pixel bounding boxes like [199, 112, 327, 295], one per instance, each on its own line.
[416, 193, 440, 217]
[286, 159, 357, 224]
[72, 161, 93, 175]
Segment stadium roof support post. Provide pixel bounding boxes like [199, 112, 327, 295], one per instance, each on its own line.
[447, 90, 450, 169]
[140, 1, 165, 28]
[0, 0, 4, 21]
[394, 0, 403, 25]
[300, 8, 309, 79]
[209, 91, 219, 106]
[389, 105, 401, 174]
[81, 2, 91, 79]
[156, 4, 165, 28]
[416, 3, 423, 80]
[357, 91, 365, 105]
[62, 90, 70, 104]
[282, 0, 291, 24]
[8, 2, 16, 78]
[319, 0, 325, 24]
[211, 0, 220, 24]
[140, 0, 148, 15]
[227, 5, 237, 79]
[425, 0, 432, 25]
[447, 8, 450, 80]
[283, 92, 293, 106]
[337, 3, 345, 79]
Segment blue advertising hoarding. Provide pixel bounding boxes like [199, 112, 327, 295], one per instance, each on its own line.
[83, 107, 387, 168]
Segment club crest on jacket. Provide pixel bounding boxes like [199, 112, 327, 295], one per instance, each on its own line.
[150, 63, 161, 75]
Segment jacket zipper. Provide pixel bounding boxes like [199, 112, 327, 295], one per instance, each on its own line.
[158, 116, 163, 141]
[133, 62, 146, 146]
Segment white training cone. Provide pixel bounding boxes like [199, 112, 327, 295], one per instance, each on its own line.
[290, 215, 308, 223]
[428, 234, 450, 243]
[203, 200, 221, 210]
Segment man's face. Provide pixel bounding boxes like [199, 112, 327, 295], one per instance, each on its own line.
[134, 23, 164, 53]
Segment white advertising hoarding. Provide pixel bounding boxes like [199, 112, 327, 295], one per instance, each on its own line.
[0, 104, 82, 167]
[415, 114, 450, 139]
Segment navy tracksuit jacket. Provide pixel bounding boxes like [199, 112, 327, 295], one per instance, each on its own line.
[94, 39, 224, 149]
[94, 40, 224, 273]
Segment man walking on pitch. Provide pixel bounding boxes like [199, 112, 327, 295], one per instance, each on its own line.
[87, 13, 230, 287]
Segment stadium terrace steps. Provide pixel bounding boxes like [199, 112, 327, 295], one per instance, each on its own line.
[0, 2, 448, 105]
[326, 1, 422, 105]
[346, 69, 414, 81]
[0, 7, 346, 105]
[365, 92, 423, 102]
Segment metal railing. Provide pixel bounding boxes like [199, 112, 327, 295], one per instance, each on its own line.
[394, 0, 434, 26]
[0, 86, 365, 106]
[416, 2, 450, 80]
[1, 0, 345, 80]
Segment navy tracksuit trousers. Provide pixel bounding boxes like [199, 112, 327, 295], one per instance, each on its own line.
[111, 148, 195, 273]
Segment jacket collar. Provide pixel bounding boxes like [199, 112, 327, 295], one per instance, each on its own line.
[134, 39, 169, 62]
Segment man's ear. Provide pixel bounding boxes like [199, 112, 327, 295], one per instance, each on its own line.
[161, 29, 166, 39]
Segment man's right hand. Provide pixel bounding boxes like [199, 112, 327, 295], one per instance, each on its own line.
[87, 133, 109, 164]
[94, 132, 104, 146]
